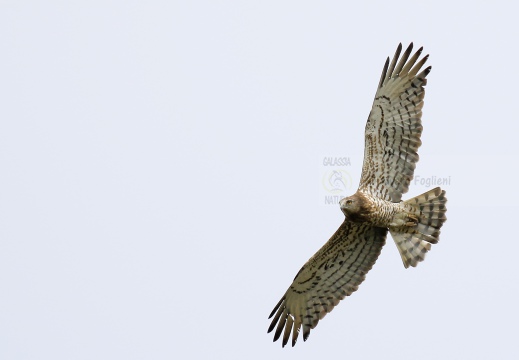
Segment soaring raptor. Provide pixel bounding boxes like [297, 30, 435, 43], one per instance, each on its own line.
[268, 43, 447, 347]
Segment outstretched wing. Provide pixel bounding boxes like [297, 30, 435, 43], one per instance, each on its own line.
[268, 221, 387, 347]
[359, 43, 430, 202]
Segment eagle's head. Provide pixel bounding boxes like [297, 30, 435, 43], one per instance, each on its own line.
[339, 195, 359, 215]
[339, 193, 370, 221]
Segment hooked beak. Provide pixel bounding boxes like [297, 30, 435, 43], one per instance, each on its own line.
[339, 198, 347, 209]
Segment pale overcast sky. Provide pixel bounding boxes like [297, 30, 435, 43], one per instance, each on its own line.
[1, 1, 518, 359]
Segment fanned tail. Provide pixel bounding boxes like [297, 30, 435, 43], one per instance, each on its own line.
[390, 187, 447, 268]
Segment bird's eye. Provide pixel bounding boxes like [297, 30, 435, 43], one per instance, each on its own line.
[346, 199, 353, 204]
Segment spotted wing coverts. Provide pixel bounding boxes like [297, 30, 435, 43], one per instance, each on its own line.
[359, 43, 430, 202]
[268, 222, 387, 347]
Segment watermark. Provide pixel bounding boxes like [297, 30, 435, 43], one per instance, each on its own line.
[318, 156, 451, 205]
[319, 156, 353, 205]
[412, 175, 452, 188]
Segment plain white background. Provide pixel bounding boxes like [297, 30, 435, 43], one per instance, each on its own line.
[1, 1, 518, 359]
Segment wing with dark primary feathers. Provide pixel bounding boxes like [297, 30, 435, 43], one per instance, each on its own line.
[267, 220, 387, 347]
[359, 43, 430, 202]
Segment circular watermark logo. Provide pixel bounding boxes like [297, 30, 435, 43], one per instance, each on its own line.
[322, 169, 352, 194]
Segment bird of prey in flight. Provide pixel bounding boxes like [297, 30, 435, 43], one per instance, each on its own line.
[268, 43, 447, 347]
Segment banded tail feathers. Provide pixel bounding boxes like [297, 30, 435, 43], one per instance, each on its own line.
[390, 187, 447, 268]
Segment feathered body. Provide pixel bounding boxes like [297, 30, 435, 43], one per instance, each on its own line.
[339, 191, 416, 227]
[268, 43, 448, 347]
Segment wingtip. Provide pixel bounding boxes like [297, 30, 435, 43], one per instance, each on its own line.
[273, 327, 283, 342]
[268, 296, 284, 319]
[394, 43, 403, 60]
[378, 57, 390, 88]
[267, 322, 275, 333]
[303, 328, 310, 342]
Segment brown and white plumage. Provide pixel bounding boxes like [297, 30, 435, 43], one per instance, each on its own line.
[359, 43, 430, 203]
[268, 43, 447, 347]
[268, 222, 387, 347]
[390, 187, 447, 268]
